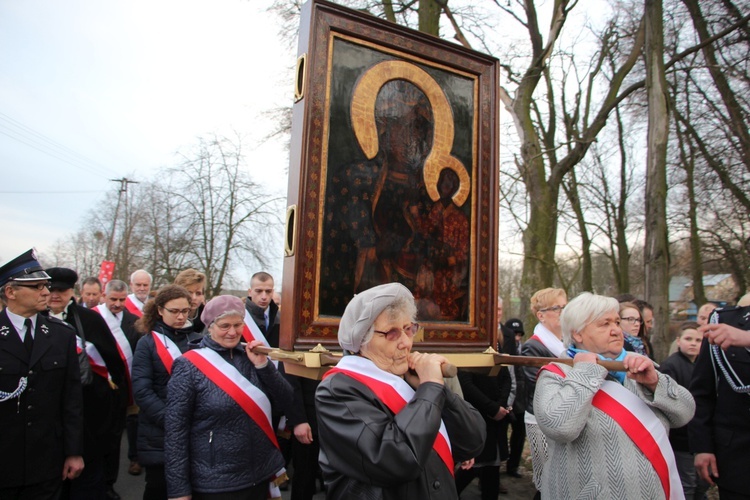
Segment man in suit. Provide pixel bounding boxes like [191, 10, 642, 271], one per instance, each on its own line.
[245, 272, 280, 348]
[0, 249, 84, 499]
[96, 279, 142, 485]
[45, 267, 128, 500]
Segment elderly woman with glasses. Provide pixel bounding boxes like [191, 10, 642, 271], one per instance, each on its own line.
[165, 295, 294, 500]
[520, 287, 567, 492]
[132, 285, 204, 500]
[315, 283, 485, 500]
[534, 292, 694, 499]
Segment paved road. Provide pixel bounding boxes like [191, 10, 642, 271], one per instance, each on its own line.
[111, 434, 534, 499]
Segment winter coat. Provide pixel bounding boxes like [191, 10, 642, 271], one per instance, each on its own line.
[457, 366, 511, 464]
[658, 349, 696, 452]
[536, 361, 695, 499]
[165, 336, 294, 497]
[520, 336, 556, 415]
[131, 320, 203, 465]
[316, 367, 486, 500]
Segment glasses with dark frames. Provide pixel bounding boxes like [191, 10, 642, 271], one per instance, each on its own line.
[373, 323, 420, 341]
[13, 282, 51, 291]
[620, 316, 642, 325]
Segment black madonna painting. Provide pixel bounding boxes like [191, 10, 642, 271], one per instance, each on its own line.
[280, 0, 498, 351]
[320, 39, 475, 323]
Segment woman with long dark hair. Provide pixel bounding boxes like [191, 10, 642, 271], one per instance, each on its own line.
[132, 285, 203, 500]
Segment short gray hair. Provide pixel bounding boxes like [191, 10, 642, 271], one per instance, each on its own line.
[359, 295, 417, 350]
[208, 309, 244, 328]
[130, 269, 153, 284]
[561, 292, 620, 347]
[106, 279, 128, 294]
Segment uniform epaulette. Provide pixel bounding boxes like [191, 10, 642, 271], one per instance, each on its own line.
[717, 305, 750, 331]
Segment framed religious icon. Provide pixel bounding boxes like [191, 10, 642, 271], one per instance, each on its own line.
[280, 0, 499, 352]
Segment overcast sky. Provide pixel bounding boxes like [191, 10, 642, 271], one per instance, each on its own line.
[0, 0, 294, 278]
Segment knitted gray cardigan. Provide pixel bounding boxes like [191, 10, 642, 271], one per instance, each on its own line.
[535, 362, 695, 500]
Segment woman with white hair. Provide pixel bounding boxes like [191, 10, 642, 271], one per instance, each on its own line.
[315, 283, 485, 500]
[534, 292, 695, 499]
[165, 295, 294, 500]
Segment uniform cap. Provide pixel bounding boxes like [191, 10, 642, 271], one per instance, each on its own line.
[46, 267, 79, 290]
[338, 283, 413, 353]
[201, 295, 245, 326]
[505, 318, 525, 334]
[0, 249, 50, 286]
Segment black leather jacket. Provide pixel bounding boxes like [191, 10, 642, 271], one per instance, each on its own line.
[316, 372, 485, 500]
[520, 337, 556, 415]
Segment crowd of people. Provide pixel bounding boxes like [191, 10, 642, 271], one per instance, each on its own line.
[1, 246, 750, 500]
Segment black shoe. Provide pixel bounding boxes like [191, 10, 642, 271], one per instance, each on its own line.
[507, 469, 523, 478]
[105, 487, 121, 500]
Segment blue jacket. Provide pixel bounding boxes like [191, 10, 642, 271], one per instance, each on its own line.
[165, 336, 294, 497]
[131, 321, 202, 465]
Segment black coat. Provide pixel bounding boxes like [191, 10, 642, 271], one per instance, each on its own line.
[131, 321, 203, 466]
[0, 310, 83, 487]
[658, 349, 695, 452]
[689, 306, 750, 495]
[54, 301, 128, 459]
[165, 336, 295, 497]
[520, 337, 556, 415]
[316, 373, 486, 500]
[458, 366, 511, 463]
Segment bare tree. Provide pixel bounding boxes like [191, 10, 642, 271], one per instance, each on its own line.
[170, 133, 285, 296]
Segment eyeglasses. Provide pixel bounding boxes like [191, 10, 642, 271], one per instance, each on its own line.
[162, 307, 191, 316]
[373, 323, 420, 341]
[13, 282, 51, 291]
[213, 322, 244, 333]
[539, 305, 565, 314]
[620, 316, 642, 325]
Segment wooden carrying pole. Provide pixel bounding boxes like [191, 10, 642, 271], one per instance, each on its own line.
[245, 344, 627, 377]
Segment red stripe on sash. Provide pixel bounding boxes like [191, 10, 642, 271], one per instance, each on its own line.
[242, 324, 255, 343]
[151, 332, 175, 374]
[183, 351, 279, 449]
[124, 297, 143, 318]
[324, 367, 454, 476]
[592, 390, 671, 498]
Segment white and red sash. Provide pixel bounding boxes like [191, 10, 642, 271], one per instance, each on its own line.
[151, 332, 182, 374]
[529, 323, 565, 357]
[125, 295, 144, 318]
[323, 356, 454, 476]
[242, 309, 278, 369]
[540, 364, 684, 500]
[183, 348, 287, 499]
[93, 306, 133, 377]
[76, 337, 114, 386]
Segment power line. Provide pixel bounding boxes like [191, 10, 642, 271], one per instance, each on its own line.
[0, 111, 121, 178]
[0, 190, 103, 194]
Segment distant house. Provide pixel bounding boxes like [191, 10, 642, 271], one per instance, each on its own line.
[669, 274, 736, 320]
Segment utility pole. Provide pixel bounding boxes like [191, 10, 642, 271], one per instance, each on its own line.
[105, 177, 139, 261]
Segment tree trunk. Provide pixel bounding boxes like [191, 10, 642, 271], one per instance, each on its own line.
[643, 0, 671, 361]
[418, 0, 441, 36]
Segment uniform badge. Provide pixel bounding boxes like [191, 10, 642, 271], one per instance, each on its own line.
[0, 325, 9, 337]
[41, 324, 49, 334]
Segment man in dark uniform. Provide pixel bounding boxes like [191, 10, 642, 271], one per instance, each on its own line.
[45, 267, 127, 500]
[689, 305, 750, 499]
[0, 249, 84, 499]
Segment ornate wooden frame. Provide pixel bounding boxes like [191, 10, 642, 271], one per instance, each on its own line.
[280, 0, 499, 352]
